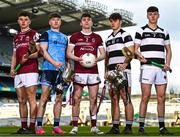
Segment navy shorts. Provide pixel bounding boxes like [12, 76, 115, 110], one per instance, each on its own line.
[39, 70, 63, 88]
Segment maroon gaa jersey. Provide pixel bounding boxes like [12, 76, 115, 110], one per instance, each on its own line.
[13, 29, 39, 74]
[69, 31, 103, 74]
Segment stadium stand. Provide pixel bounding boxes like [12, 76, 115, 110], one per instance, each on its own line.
[0, 36, 12, 64]
[0, 0, 136, 127]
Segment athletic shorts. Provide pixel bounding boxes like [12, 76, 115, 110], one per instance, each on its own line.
[39, 70, 63, 88]
[14, 73, 39, 88]
[108, 69, 131, 87]
[140, 65, 168, 85]
[73, 73, 101, 86]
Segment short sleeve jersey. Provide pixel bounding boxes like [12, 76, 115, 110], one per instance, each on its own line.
[105, 29, 134, 71]
[134, 24, 170, 65]
[13, 29, 39, 74]
[69, 31, 103, 74]
[38, 29, 68, 70]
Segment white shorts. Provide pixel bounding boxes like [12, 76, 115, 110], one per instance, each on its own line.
[108, 69, 131, 87]
[140, 65, 167, 85]
[73, 73, 101, 86]
[14, 73, 39, 88]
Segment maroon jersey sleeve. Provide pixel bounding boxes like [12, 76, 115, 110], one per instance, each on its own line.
[69, 33, 77, 45]
[14, 29, 39, 74]
[96, 34, 103, 47]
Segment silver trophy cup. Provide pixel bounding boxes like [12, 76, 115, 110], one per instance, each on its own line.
[62, 68, 74, 83]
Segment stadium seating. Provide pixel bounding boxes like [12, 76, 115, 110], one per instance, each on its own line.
[0, 36, 13, 64]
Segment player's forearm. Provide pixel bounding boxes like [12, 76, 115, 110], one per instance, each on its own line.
[28, 52, 39, 59]
[66, 59, 71, 69]
[124, 57, 132, 64]
[43, 50, 56, 66]
[67, 52, 80, 62]
[166, 50, 172, 66]
[97, 53, 106, 62]
[104, 56, 108, 73]
[134, 45, 144, 59]
[10, 54, 16, 70]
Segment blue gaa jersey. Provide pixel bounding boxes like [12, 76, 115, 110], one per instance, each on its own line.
[39, 30, 68, 70]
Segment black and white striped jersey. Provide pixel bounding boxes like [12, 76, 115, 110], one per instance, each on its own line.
[134, 24, 170, 65]
[105, 29, 134, 71]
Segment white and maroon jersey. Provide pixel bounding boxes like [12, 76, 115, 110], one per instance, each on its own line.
[13, 29, 39, 74]
[69, 31, 103, 74]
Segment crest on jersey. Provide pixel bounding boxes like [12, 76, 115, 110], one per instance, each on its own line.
[116, 38, 120, 43]
[92, 38, 96, 43]
[112, 39, 115, 44]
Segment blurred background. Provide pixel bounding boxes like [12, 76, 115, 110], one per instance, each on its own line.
[0, 0, 179, 127]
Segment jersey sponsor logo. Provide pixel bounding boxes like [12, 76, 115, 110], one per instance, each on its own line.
[15, 42, 29, 49]
[53, 40, 64, 45]
[144, 33, 151, 37]
[80, 46, 94, 51]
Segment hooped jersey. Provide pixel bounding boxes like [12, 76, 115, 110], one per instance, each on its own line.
[105, 29, 134, 71]
[134, 24, 170, 65]
[69, 31, 103, 74]
[13, 29, 39, 74]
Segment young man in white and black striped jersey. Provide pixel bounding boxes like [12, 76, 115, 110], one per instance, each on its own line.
[105, 13, 134, 134]
[134, 6, 172, 135]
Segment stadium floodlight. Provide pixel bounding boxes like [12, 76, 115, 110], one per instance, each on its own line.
[32, 7, 39, 13]
[82, 0, 108, 15]
[113, 8, 133, 21]
[8, 29, 18, 35]
[41, 0, 49, 4]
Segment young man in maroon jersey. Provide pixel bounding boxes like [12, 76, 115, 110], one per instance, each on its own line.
[10, 11, 39, 134]
[67, 13, 106, 134]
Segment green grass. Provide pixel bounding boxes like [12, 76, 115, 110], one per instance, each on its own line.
[0, 126, 180, 136]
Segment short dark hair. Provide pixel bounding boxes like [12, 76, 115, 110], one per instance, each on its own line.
[109, 13, 122, 20]
[147, 6, 159, 12]
[49, 12, 61, 20]
[81, 13, 92, 20]
[18, 11, 31, 19]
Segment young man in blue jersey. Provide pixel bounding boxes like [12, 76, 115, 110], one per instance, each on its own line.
[36, 12, 69, 135]
[134, 6, 172, 135]
[105, 13, 134, 134]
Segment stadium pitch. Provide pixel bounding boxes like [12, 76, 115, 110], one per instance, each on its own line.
[0, 126, 180, 136]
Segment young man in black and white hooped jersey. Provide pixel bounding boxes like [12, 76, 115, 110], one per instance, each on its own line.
[134, 6, 172, 135]
[105, 13, 134, 134]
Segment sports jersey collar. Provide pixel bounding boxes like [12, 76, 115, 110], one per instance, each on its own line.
[146, 24, 160, 31]
[50, 29, 60, 33]
[20, 28, 31, 34]
[110, 29, 123, 37]
[81, 31, 92, 35]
